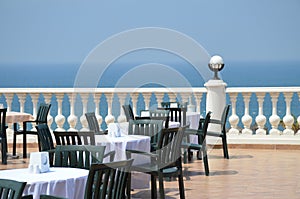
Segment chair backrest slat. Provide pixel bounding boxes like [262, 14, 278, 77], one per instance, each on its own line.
[36, 103, 51, 124]
[85, 159, 133, 199]
[54, 145, 106, 170]
[53, 131, 95, 145]
[0, 179, 27, 199]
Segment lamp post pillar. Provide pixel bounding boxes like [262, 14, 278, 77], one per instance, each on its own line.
[205, 55, 227, 144]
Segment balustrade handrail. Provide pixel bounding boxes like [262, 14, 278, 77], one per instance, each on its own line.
[1, 87, 300, 145]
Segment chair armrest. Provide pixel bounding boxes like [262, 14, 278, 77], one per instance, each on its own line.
[126, 149, 158, 158]
[184, 128, 203, 136]
[210, 119, 222, 125]
[22, 195, 33, 199]
[104, 151, 115, 162]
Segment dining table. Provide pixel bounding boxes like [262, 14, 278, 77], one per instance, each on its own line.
[95, 133, 151, 189]
[0, 167, 88, 199]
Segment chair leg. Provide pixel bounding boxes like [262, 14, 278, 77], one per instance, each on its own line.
[222, 135, 229, 159]
[22, 133, 27, 158]
[1, 138, 7, 164]
[12, 123, 17, 156]
[158, 172, 165, 199]
[197, 150, 202, 160]
[202, 149, 209, 176]
[150, 175, 157, 199]
[178, 170, 185, 199]
[126, 172, 131, 199]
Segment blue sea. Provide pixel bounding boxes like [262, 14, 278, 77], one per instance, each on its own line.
[1, 61, 300, 131]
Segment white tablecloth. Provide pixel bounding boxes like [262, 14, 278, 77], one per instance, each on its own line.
[6, 111, 34, 124]
[95, 134, 151, 189]
[0, 167, 88, 199]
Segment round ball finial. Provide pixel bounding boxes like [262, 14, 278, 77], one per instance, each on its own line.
[208, 55, 225, 80]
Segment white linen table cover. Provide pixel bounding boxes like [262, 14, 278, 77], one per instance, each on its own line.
[0, 167, 88, 199]
[95, 134, 151, 189]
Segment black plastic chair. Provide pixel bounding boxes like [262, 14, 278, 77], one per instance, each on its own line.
[0, 108, 8, 164]
[85, 112, 106, 135]
[128, 119, 164, 152]
[122, 105, 135, 122]
[0, 178, 27, 199]
[182, 112, 211, 176]
[53, 145, 115, 169]
[35, 123, 56, 166]
[13, 103, 51, 158]
[53, 131, 96, 145]
[85, 159, 133, 199]
[127, 127, 186, 199]
[207, 104, 231, 159]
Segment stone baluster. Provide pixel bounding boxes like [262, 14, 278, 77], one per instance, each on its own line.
[131, 93, 139, 116]
[67, 93, 78, 131]
[105, 93, 115, 125]
[43, 93, 53, 129]
[30, 94, 39, 131]
[241, 93, 253, 135]
[79, 93, 89, 131]
[194, 92, 203, 114]
[297, 92, 300, 136]
[228, 93, 239, 135]
[94, 93, 103, 130]
[18, 93, 26, 113]
[117, 93, 127, 123]
[143, 93, 152, 110]
[255, 93, 267, 135]
[5, 93, 14, 112]
[55, 93, 66, 131]
[269, 92, 281, 135]
[282, 92, 294, 135]
[169, 93, 177, 102]
[155, 93, 164, 107]
[4, 94, 14, 132]
[18, 94, 27, 131]
[181, 93, 189, 105]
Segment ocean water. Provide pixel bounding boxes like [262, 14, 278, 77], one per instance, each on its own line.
[0, 61, 300, 131]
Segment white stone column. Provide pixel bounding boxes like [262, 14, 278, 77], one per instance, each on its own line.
[105, 93, 115, 125]
[94, 93, 103, 130]
[204, 79, 227, 144]
[269, 92, 281, 135]
[67, 93, 78, 131]
[169, 93, 177, 102]
[55, 93, 66, 131]
[228, 93, 239, 135]
[282, 92, 294, 135]
[241, 93, 253, 135]
[255, 93, 267, 135]
[204, 79, 227, 128]
[79, 93, 89, 131]
[117, 93, 127, 123]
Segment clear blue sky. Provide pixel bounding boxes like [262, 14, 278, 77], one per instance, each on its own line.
[0, 0, 300, 65]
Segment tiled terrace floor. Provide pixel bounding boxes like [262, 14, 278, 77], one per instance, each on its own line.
[1, 147, 300, 199]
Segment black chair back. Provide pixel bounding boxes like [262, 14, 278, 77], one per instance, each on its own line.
[0, 179, 27, 199]
[85, 112, 104, 134]
[36, 103, 51, 124]
[53, 131, 96, 145]
[85, 159, 133, 199]
[122, 105, 134, 121]
[0, 108, 7, 164]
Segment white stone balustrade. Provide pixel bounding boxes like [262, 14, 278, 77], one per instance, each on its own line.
[1, 87, 300, 145]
